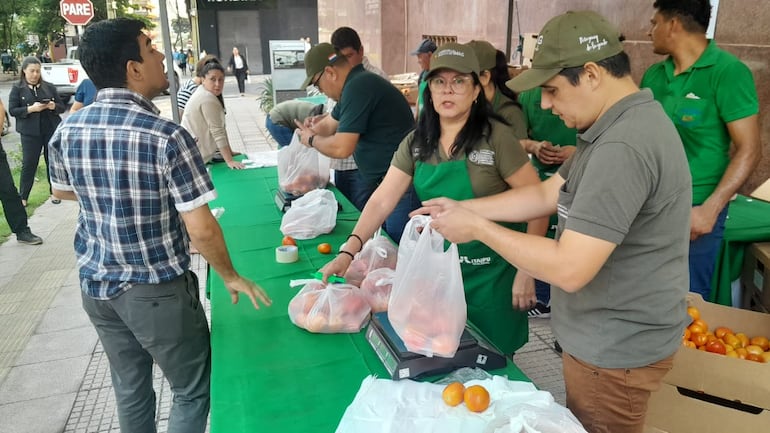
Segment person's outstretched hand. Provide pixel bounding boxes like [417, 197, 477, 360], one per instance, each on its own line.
[224, 276, 272, 309]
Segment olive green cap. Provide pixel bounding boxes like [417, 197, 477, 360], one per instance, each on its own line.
[507, 10, 623, 92]
[301, 43, 341, 89]
[428, 42, 480, 76]
[465, 40, 497, 71]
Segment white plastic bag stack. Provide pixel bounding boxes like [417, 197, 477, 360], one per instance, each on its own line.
[280, 189, 337, 239]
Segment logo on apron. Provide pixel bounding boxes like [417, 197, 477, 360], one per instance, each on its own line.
[459, 255, 492, 266]
[468, 149, 495, 166]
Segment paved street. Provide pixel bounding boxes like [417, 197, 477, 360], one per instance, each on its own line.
[0, 74, 564, 433]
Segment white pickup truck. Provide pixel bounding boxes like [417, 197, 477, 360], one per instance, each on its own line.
[40, 47, 86, 102]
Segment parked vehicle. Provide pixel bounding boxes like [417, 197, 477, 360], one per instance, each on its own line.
[40, 47, 86, 103]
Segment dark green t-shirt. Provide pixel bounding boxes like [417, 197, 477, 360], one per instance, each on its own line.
[331, 65, 415, 184]
[492, 91, 527, 141]
[641, 40, 759, 205]
[518, 87, 577, 179]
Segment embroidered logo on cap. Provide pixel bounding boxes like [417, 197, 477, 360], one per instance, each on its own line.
[579, 35, 609, 52]
[436, 49, 465, 58]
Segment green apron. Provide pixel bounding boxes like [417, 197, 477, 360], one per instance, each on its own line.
[413, 158, 528, 355]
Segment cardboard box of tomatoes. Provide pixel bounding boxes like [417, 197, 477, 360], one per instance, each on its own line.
[644, 293, 770, 433]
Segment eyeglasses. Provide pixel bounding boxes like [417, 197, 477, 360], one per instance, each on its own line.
[427, 75, 474, 95]
[311, 70, 324, 89]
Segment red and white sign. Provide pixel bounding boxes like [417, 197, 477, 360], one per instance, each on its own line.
[60, 0, 95, 26]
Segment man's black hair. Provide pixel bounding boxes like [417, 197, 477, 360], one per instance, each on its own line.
[558, 51, 632, 86]
[331, 27, 363, 52]
[653, 0, 712, 33]
[79, 18, 146, 90]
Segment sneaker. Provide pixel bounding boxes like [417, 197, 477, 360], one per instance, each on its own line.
[554, 340, 563, 354]
[16, 230, 43, 245]
[527, 301, 551, 319]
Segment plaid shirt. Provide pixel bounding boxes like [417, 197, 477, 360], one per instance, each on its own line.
[49, 88, 216, 299]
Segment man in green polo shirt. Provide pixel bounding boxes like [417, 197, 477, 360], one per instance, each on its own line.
[641, 0, 761, 301]
[293, 43, 419, 243]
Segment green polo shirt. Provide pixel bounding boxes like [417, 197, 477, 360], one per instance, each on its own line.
[518, 88, 577, 180]
[641, 40, 758, 205]
[332, 64, 415, 185]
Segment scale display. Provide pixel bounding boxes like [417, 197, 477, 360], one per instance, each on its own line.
[366, 312, 506, 380]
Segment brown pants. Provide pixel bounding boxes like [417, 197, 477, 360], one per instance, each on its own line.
[562, 352, 674, 433]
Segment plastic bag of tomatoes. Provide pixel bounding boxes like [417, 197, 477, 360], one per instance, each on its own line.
[343, 233, 398, 287]
[287, 279, 371, 333]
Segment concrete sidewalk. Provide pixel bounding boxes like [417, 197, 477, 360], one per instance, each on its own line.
[0, 76, 563, 433]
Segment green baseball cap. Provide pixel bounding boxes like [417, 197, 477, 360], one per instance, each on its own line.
[301, 43, 342, 89]
[465, 40, 497, 71]
[428, 42, 480, 76]
[507, 10, 623, 92]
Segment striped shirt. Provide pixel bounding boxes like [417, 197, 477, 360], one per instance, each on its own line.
[48, 88, 216, 299]
[177, 79, 199, 110]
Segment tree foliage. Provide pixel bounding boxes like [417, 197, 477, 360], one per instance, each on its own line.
[0, 0, 32, 51]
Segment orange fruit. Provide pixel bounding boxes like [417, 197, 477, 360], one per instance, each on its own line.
[463, 385, 490, 413]
[687, 306, 700, 321]
[736, 333, 750, 348]
[281, 235, 297, 246]
[714, 327, 733, 339]
[750, 336, 770, 351]
[442, 382, 465, 407]
[317, 243, 332, 254]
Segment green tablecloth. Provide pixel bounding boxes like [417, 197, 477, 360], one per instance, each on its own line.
[711, 195, 770, 306]
[207, 165, 530, 433]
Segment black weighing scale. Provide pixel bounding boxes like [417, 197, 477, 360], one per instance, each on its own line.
[274, 189, 302, 212]
[366, 311, 507, 380]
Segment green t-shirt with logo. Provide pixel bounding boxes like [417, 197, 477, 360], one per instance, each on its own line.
[641, 40, 759, 205]
[391, 118, 530, 197]
[518, 87, 577, 180]
[332, 64, 415, 185]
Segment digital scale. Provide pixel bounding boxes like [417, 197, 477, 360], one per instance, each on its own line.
[274, 189, 302, 212]
[366, 312, 507, 380]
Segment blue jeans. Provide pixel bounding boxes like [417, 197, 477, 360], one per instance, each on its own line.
[689, 205, 729, 301]
[534, 279, 550, 305]
[335, 169, 420, 244]
[264, 115, 294, 148]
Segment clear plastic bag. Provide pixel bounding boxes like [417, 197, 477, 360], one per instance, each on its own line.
[288, 279, 371, 333]
[360, 267, 395, 313]
[393, 215, 431, 288]
[277, 131, 331, 195]
[280, 189, 338, 239]
[343, 233, 398, 287]
[388, 223, 466, 358]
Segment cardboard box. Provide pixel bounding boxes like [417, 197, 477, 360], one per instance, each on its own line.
[750, 177, 770, 202]
[664, 293, 770, 408]
[645, 383, 770, 433]
[645, 293, 770, 432]
[741, 242, 770, 311]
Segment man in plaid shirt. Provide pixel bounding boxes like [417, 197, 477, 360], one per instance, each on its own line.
[48, 18, 271, 433]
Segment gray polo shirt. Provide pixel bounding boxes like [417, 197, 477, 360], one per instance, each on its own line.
[552, 89, 691, 369]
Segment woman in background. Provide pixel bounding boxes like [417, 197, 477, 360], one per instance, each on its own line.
[227, 47, 249, 96]
[177, 54, 220, 117]
[8, 56, 65, 206]
[181, 62, 244, 169]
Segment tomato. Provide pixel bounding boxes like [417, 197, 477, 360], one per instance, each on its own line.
[714, 327, 733, 339]
[687, 306, 700, 321]
[691, 319, 708, 333]
[745, 345, 764, 356]
[746, 353, 765, 363]
[749, 336, 770, 351]
[723, 333, 742, 349]
[463, 385, 490, 413]
[442, 382, 465, 407]
[690, 332, 708, 348]
[281, 236, 297, 246]
[705, 340, 727, 355]
[317, 243, 332, 254]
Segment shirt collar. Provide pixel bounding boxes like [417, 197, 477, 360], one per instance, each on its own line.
[663, 39, 719, 76]
[95, 88, 161, 115]
[579, 89, 655, 144]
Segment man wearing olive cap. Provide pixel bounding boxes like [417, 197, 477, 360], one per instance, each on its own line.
[416, 11, 691, 432]
[294, 43, 418, 243]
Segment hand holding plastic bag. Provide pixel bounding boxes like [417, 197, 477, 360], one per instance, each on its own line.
[288, 279, 371, 333]
[280, 189, 337, 239]
[388, 221, 466, 358]
[277, 131, 331, 195]
[343, 233, 398, 287]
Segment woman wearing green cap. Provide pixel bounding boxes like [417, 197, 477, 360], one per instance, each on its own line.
[465, 40, 530, 143]
[318, 42, 544, 355]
